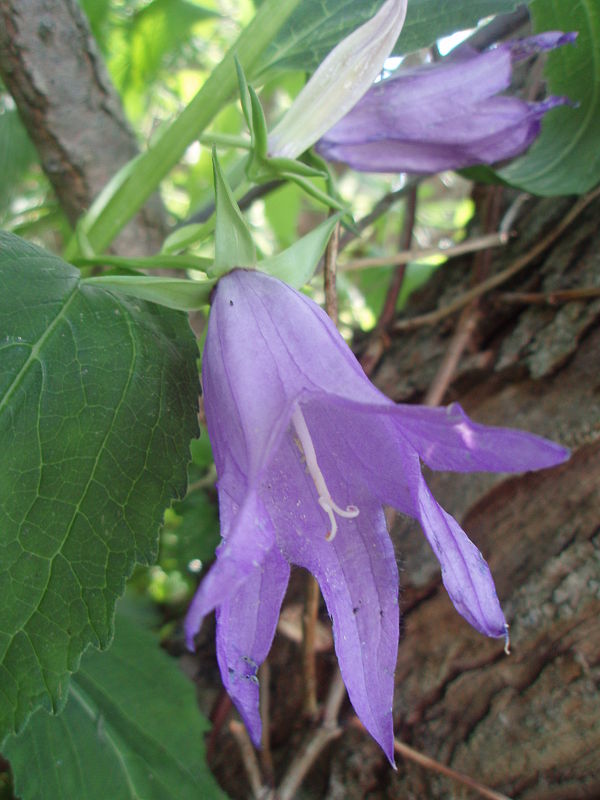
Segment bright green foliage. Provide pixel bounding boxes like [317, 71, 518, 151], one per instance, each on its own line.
[0, 104, 38, 218]
[499, 0, 600, 195]
[110, 0, 219, 118]
[212, 151, 256, 276]
[255, 0, 531, 77]
[3, 610, 225, 799]
[0, 233, 199, 740]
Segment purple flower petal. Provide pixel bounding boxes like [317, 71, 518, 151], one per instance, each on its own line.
[216, 545, 290, 745]
[316, 32, 577, 174]
[410, 464, 506, 638]
[185, 490, 276, 650]
[265, 432, 399, 763]
[391, 402, 570, 473]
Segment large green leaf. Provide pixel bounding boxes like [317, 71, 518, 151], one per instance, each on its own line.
[0, 233, 199, 740]
[3, 610, 225, 799]
[498, 0, 600, 195]
[254, 0, 529, 77]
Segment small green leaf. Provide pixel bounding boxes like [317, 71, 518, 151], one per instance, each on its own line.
[83, 275, 215, 311]
[259, 214, 341, 287]
[498, 0, 600, 195]
[3, 610, 226, 799]
[211, 150, 256, 277]
[0, 232, 199, 739]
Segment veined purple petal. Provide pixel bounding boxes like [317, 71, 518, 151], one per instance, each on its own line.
[391, 402, 570, 473]
[216, 545, 290, 745]
[316, 31, 577, 174]
[184, 491, 276, 649]
[507, 31, 578, 62]
[265, 432, 399, 764]
[410, 465, 507, 638]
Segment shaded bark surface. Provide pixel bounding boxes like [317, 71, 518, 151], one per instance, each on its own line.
[0, 0, 164, 255]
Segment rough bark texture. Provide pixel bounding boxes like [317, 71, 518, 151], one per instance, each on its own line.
[197, 191, 600, 800]
[0, 0, 165, 255]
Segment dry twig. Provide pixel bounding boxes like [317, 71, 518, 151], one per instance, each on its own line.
[393, 185, 600, 333]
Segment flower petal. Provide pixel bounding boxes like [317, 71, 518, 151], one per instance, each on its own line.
[391, 402, 570, 473]
[216, 545, 290, 745]
[185, 491, 276, 649]
[264, 432, 399, 763]
[268, 0, 407, 159]
[410, 465, 506, 638]
[316, 32, 576, 174]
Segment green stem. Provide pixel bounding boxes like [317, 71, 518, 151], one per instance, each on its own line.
[69, 0, 301, 257]
[199, 133, 252, 150]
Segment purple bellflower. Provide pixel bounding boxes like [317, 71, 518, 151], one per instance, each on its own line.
[316, 32, 577, 174]
[185, 269, 569, 762]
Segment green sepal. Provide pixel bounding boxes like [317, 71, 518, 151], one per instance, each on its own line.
[210, 148, 256, 277]
[249, 86, 269, 159]
[283, 172, 349, 212]
[74, 253, 214, 272]
[235, 56, 253, 135]
[258, 213, 341, 287]
[82, 275, 215, 310]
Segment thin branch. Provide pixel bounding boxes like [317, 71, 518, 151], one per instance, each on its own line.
[324, 218, 341, 325]
[423, 185, 503, 406]
[340, 231, 509, 272]
[338, 179, 420, 253]
[302, 575, 321, 718]
[277, 670, 346, 800]
[229, 720, 267, 800]
[423, 304, 481, 406]
[392, 738, 513, 800]
[393, 185, 600, 334]
[497, 287, 600, 305]
[259, 661, 274, 785]
[378, 184, 418, 329]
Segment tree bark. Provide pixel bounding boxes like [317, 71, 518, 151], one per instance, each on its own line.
[0, 0, 165, 255]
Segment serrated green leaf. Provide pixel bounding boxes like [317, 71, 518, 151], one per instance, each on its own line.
[259, 214, 340, 287]
[83, 275, 215, 311]
[498, 0, 600, 195]
[0, 232, 199, 739]
[254, 0, 529, 77]
[211, 151, 256, 276]
[3, 611, 225, 799]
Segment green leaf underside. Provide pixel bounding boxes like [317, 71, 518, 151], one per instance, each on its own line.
[254, 0, 529, 77]
[498, 0, 600, 195]
[0, 233, 199, 740]
[3, 612, 225, 799]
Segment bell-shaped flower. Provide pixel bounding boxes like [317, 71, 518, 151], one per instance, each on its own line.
[185, 269, 569, 762]
[268, 0, 408, 160]
[316, 32, 577, 173]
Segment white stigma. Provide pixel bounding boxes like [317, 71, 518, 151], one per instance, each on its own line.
[291, 405, 359, 541]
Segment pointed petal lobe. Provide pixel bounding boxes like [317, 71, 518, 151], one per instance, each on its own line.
[216, 545, 290, 744]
